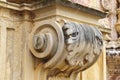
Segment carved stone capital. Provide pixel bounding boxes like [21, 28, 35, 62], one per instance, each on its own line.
[29, 20, 103, 80]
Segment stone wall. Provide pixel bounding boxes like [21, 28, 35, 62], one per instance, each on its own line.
[107, 56, 120, 80]
[106, 41, 120, 80]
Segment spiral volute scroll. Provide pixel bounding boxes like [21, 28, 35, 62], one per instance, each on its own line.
[29, 20, 65, 68]
[29, 20, 103, 73]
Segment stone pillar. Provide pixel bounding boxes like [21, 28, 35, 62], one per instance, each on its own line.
[0, 7, 34, 80]
[0, 14, 7, 80]
[0, 8, 12, 80]
[20, 11, 34, 80]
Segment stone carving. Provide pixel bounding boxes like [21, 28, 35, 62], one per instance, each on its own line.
[98, 18, 110, 29]
[29, 20, 103, 80]
[29, 21, 65, 69]
[106, 41, 120, 56]
[63, 22, 103, 70]
[101, 0, 118, 41]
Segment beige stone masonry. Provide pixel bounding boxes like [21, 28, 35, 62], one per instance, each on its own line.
[0, 1, 108, 80]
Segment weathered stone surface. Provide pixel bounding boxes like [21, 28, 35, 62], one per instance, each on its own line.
[0, 1, 108, 80]
[106, 41, 120, 80]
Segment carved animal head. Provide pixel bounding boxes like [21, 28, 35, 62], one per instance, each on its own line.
[63, 22, 103, 70]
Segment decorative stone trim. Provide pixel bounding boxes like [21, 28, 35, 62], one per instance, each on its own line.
[0, 0, 107, 18]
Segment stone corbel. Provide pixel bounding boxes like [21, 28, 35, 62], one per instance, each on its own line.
[29, 20, 103, 80]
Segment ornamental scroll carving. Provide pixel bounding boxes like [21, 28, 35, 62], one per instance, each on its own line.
[29, 20, 103, 80]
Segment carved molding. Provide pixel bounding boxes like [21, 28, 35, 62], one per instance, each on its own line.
[98, 18, 110, 29]
[106, 41, 120, 56]
[29, 20, 103, 80]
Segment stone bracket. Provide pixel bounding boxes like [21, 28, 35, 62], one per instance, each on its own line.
[29, 20, 103, 80]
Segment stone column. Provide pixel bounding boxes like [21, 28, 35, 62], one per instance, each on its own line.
[20, 11, 34, 80]
[0, 17, 7, 80]
[0, 8, 11, 80]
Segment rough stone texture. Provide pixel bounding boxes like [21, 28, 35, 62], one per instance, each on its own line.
[107, 56, 120, 80]
[106, 41, 120, 80]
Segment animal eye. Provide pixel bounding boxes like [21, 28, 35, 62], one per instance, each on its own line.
[71, 32, 78, 37]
